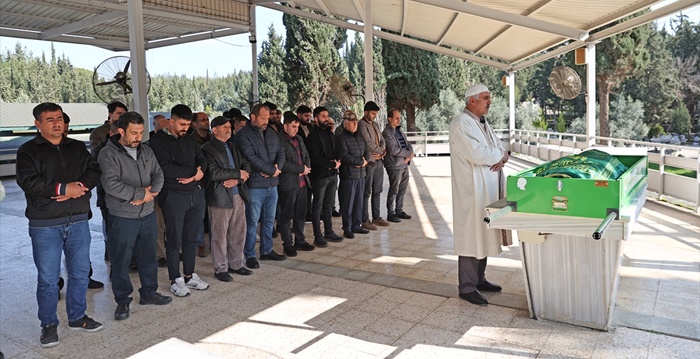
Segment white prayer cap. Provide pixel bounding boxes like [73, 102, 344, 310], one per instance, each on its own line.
[464, 84, 489, 102]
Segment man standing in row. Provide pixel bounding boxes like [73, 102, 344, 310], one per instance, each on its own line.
[236, 104, 287, 269]
[449, 84, 509, 306]
[278, 112, 315, 257]
[90, 101, 127, 150]
[335, 111, 370, 239]
[17, 103, 103, 348]
[202, 116, 253, 282]
[98, 111, 172, 320]
[382, 108, 414, 223]
[357, 101, 390, 230]
[149, 104, 210, 297]
[306, 106, 343, 247]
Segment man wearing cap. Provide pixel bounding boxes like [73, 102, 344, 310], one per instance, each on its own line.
[201, 116, 252, 282]
[449, 84, 510, 306]
[357, 101, 389, 230]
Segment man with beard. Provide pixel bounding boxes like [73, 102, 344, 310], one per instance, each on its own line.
[190, 111, 212, 258]
[305, 106, 343, 247]
[357, 101, 390, 230]
[98, 112, 172, 320]
[149, 104, 210, 297]
[296, 105, 313, 142]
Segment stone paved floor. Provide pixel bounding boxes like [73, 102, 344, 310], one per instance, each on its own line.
[1, 156, 698, 358]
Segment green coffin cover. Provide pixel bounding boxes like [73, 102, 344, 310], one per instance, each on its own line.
[532, 149, 628, 180]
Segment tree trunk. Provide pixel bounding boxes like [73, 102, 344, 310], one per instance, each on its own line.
[406, 103, 417, 132]
[598, 81, 610, 143]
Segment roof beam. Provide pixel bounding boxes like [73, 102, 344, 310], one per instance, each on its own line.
[413, 0, 588, 41]
[0, 28, 130, 51]
[145, 29, 246, 50]
[314, 0, 332, 16]
[261, 2, 508, 70]
[401, 0, 408, 36]
[40, 11, 125, 40]
[437, 13, 459, 46]
[473, 0, 553, 54]
[352, 0, 365, 22]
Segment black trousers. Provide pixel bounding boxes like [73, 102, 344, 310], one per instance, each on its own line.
[311, 176, 336, 237]
[458, 256, 487, 294]
[386, 167, 409, 215]
[339, 177, 365, 231]
[159, 188, 205, 281]
[363, 160, 384, 222]
[278, 186, 308, 248]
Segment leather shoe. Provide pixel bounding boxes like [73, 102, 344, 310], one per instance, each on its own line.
[343, 230, 355, 239]
[260, 250, 287, 261]
[459, 291, 488, 306]
[362, 221, 377, 231]
[157, 257, 167, 268]
[283, 246, 298, 257]
[246, 257, 260, 269]
[139, 293, 172, 305]
[397, 211, 412, 220]
[229, 267, 253, 276]
[313, 236, 328, 248]
[332, 209, 341, 217]
[387, 215, 402, 223]
[324, 232, 343, 242]
[477, 280, 502, 292]
[373, 218, 390, 227]
[197, 245, 208, 258]
[88, 278, 104, 289]
[215, 272, 233, 282]
[115, 303, 130, 320]
[294, 242, 315, 251]
[352, 227, 370, 234]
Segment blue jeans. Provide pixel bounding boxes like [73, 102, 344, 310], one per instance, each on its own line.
[30, 220, 91, 326]
[244, 187, 278, 258]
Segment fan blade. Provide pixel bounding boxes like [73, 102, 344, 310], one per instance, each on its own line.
[124, 83, 133, 94]
[95, 80, 118, 86]
[123, 60, 131, 74]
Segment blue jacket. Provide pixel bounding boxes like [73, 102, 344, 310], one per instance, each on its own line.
[235, 123, 285, 188]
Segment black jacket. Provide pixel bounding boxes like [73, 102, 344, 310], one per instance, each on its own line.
[148, 129, 208, 194]
[278, 131, 311, 192]
[306, 125, 337, 179]
[235, 124, 285, 188]
[335, 127, 370, 179]
[201, 138, 251, 207]
[16, 134, 101, 226]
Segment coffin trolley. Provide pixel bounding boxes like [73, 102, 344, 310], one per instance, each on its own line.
[485, 152, 647, 330]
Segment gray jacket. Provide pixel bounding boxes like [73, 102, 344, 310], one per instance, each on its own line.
[382, 125, 414, 170]
[97, 135, 164, 219]
[357, 117, 386, 164]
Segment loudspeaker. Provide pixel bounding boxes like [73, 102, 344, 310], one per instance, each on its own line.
[575, 47, 587, 65]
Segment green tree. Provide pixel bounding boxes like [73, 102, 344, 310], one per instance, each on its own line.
[414, 89, 463, 131]
[382, 37, 440, 131]
[669, 105, 692, 134]
[555, 112, 567, 133]
[596, 20, 652, 138]
[487, 96, 509, 130]
[283, 13, 346, 108]
[258, 25, 288, 109]
[648, 123, 665, 138]
[609, 96, 648, 140]
[437, 53, 468, 97]
[516, 101, 544, 130]
[667, 14, 700, 117]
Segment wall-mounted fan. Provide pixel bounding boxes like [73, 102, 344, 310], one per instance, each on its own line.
[92, 56, 150, 104]
[329, 74, 364, 107]
[549, 66, 581, 100]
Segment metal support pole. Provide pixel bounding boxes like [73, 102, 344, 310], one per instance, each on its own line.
[127, 0, 149, 127]
[364, 0, 374, 102]
[585, 42, 596, 148]
[508, 71, 515, 151]
[250, 5, 259, 107]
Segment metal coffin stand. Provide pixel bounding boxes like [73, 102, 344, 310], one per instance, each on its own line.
[485, 155, 647, 331]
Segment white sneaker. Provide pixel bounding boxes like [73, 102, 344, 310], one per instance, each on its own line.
[185, 273, 209, 291]
[170, 277, 191, 297]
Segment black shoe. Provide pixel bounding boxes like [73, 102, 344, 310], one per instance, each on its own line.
[228, 267, 253, 276]
[294, 242, 315, 251]
[343, 230, 355, 239]
[57, 277, 64, 300]
[313, 236, 328, 248]
[324, 232, 343, 242]
[283, 246, 298, 257]
[246, 257, 260, 269]
[88, 278, 104, 289]
[459, 291, 488, 306]
[114, 303, 130, 320]
[387, 214, 402, 223]
[139, 292, 172, 305]
[397, 211, 412, 220]
[332, 209, 341, 217]
[260, 250, 287, 261]
[477, 280, 502, 292]
[157, 257, 167, 268]
[215, 272, 233, 282]
[352, 227, 370, 234]
[40, 324, 59, 348]
[68, 315, 103, 332]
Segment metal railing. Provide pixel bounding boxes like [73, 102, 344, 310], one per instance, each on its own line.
[406, 129, 700, 212]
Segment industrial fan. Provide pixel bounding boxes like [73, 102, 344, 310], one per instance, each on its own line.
[92, 56, 150, 104]
[549, 66, 581, 100]
[329, 74, 364, 108]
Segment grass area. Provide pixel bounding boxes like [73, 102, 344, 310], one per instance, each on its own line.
[648, 163, 697, 178]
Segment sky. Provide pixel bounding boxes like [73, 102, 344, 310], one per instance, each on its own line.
[0, 3, 698, 78]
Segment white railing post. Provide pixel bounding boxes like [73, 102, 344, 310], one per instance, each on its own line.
[658, 147, 666, 200]
[696, 155, 700, 214]
[423, 131, 428, 156]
